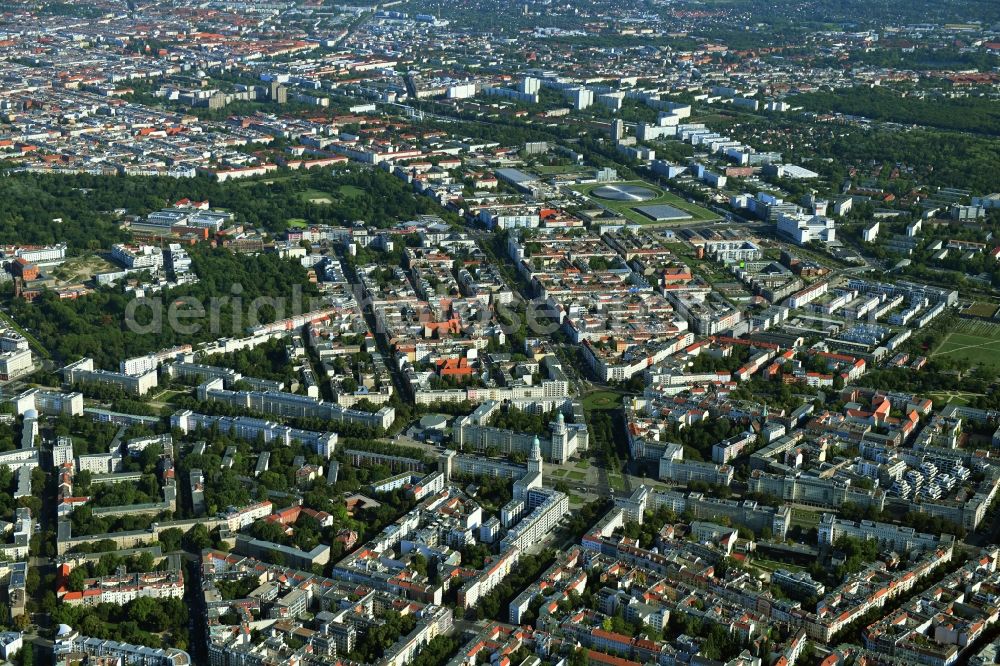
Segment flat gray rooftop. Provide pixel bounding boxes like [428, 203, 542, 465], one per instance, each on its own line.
[495, 168, 538, 184]
[635, 204, 693, 221]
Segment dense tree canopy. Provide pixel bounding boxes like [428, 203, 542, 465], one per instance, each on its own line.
[10, 246, 318, 368]
[0, 168, 452, 246]
[794, 87, 1000, 137]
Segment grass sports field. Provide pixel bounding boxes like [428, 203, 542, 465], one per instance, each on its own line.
[930, 319, 1000, 372]
[569, 181, 718, 225]
[297, 184, 365, 205]
[299, 188, 332, 204]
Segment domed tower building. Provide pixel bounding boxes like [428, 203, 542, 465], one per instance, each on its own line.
[528, 435, 543, 476]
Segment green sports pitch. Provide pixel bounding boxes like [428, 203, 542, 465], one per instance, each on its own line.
[931, 319, 1000, 372]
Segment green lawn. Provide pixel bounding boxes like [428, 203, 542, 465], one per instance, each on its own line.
[150, 388, 184, 401]
[166, 391, 194, 405]
[752, 558, 806, 574]
[534, 165, 588, 175]
[608, 473, 626, 491]
[931, 320, 1000, 372]
[239, 173, 297, 187]
[338, 184, 365, 197]
[298, 188, 334, 204]
[296, 184, 363, 204]
[569, 180, 719, 225]
[286, 218, 309, 228]
[962, 302, 998, 319]
[583, 391, 624, 410]
[574, 460, 589, 470]
[568, 471, 587, 481]
[927, 391, 982, 406]
[689, 261, 731, 285]
[790, 508, 821, 529]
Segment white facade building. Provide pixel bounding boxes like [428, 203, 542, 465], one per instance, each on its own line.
[0, 348, 33, 381]
[110, 244, 164, 271]
[777, 213, 836, 245]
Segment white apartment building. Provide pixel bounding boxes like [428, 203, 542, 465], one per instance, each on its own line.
[225, 501, 273, 531]
[458, 547, 520, 609]
[787, 281, 828, 309]
[166, 244, 192, 273]
[197, 379, 394, 431]
[0, 330, 29, 353]
[0, 243, 67, 266]
[659, 443, 734, 486]
[818, 514, 955, 553]
[76, 452, 120, 475]
[567, 87, 594, 110]
[54, 629, 190, 666]
[0, 348, 33, 381]
[479, 209, 540, 230]
[500, 487, 569, 553]
[171, 411, 338, 459]
[13, 388, 84, 417]
[0, 448, 38, 474]
[121, 355, 159, 377]
[62, 358, 158, 396]
[62, 570, 185, 607]
[0, 508, 33, 560]
[52, 437, 74, 467]
[110, 244, 164, 271]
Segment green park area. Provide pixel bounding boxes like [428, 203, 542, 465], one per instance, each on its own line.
[298, 188, 333, 204]
[583, 391, 624, 410]
[926, 391, 982, 406]
[930, 319, 1000, 373]
[533, 165, 590, 176]
[569, 180, 718, 225]
[297, 184, 366, 205]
